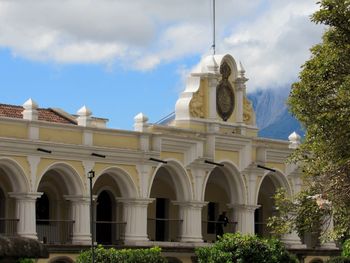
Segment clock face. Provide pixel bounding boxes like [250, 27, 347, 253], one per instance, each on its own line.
[217, 62, 235, 121]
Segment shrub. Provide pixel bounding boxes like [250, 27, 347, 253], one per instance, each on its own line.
[326, 256, 350, 263]
[342, 239, 350, 257]
[76, 245, 167, 263]
[17, 259, 35, 263]
[196, 233, 299, 263]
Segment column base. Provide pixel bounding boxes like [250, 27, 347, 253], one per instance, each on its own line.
[281, 238, 307, 249]
[321, 241, 337, 249]
[124, 234, 149, 242]
[18, 232, 38, 240]
[72, 234, 91, 245]
[179, 236, 203, 243]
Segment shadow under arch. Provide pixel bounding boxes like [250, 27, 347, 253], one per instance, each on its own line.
[255, 169, 292, 238]
[255, 169, 292, 205]
[203, 160, 247, 204]
[148, 159, 192, 201]
[95, 166, 138, 198]
[35, 162, 85, 196]
[202, 161, 246, 242]
[93, 167, 138, 244]
[0, 157, 30, 193]
[35, 162, 85, 244]
[147, 159, 192, 242]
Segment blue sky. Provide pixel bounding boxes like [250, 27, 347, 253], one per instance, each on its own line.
[0, 0, 323, 129]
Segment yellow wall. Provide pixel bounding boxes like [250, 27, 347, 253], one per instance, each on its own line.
[0, 122, 27, 139]
[39, 127, 83, 145]
[266, 162, 286, 174]
[215, 150, 239, 167]
[10, 156, 30, 176]
[245, 128, 258, 137]
[160, 151, 184, 164]
[93, 133, 139, 150]
[94, 163, 139, 189]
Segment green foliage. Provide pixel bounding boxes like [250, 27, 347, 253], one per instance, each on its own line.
[195, 233, 299, 263]
[342, 239, 350, 257]
[326, 256, 350, 263]
[17, 259, 35, 263]
[76, 245, 166, 263]
[288, 0, 350, 240]
[268, 188, 330, 238]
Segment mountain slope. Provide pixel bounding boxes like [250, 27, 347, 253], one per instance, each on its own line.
[248, 87, 304, 140]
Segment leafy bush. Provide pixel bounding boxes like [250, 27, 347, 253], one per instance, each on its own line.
[342, 239, 350, 257]
[17, 259, 35, 263]
[196, 233, 299, 263]
[326, 256, 350, 263]
[76, 245, 166, 263]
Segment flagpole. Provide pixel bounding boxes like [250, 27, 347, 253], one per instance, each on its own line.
[212, 0, 216, 55]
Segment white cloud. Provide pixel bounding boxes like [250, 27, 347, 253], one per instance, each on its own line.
[222, 0, 324, 90]
[0, 0, 323, 89]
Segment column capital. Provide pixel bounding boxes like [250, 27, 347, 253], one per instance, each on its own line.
[172, 200, 208, 209]
[116, 198, 154, 206]
[228, 203, 260, 212]
[241, 163, 266, 176]
[9, 192, 43, 200]
[64, 195, 91, 203]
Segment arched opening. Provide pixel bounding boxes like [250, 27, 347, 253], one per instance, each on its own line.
[255, 172, 286, 238]
[93, 168, 134, 244]
[202, 166, 238, 242]
[0, 160, 28, 236]
[36, 165, 83, 244]
[96, 190, 113, 244]
[148, 163, 190, 242]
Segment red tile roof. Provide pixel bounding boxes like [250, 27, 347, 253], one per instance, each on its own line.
[0, 104, 77, 125]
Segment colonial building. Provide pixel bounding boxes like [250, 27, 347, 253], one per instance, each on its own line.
[0, 54, 336, 262]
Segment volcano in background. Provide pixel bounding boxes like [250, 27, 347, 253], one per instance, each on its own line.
[248, 86, 305, 140]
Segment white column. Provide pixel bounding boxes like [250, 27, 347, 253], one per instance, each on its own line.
[65, 195, 91, 245]
[235, 62, 248, 124]
[228, 204, 259, 234]
[9, 192, 42, 239]
[281, 231, 306, 249]
[321, 215, 337, 249]
[173, 201, 207, 242]
[208, 77, 219, 119]
[235, 85, 244, 123]
[118, 198, 154, 242]
[280, 212, 305, 249]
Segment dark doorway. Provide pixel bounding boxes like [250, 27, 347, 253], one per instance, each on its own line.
[255, 206, 262, 236]
[156, 198, 168, 241]
[36, 193, 50, 224]
[96, 190, 112, 244]
[207, 202, 217, 234]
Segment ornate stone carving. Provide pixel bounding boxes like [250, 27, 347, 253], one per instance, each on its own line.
[190, 87, 204, 118]
[216, 61, 235, 121]
[243, 97, 253, 123]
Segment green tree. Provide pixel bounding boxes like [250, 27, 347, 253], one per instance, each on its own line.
[288, 0, 350, 240]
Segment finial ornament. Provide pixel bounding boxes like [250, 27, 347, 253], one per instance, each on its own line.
[288, 131, 301, 149]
